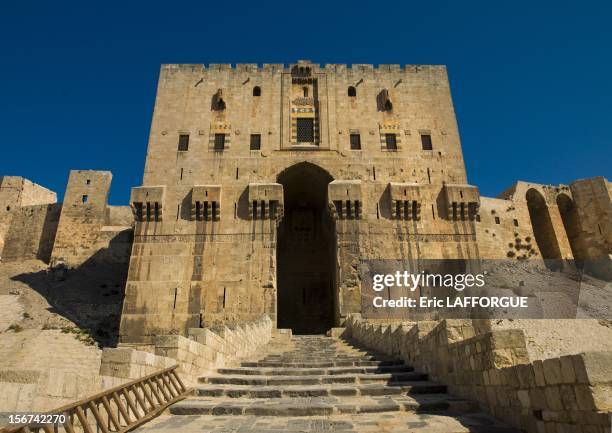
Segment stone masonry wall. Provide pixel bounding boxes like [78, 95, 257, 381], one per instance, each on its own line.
[50, 170, 133, 268]
[477, 178, 612, 275]
[0, 176, 56, 261]
[477, 196, 537, 260]
[346, 317, 612, 433]
[1, 203, 61, 262]
[103, 315, 273, 385]
[120, 61, 484, 344]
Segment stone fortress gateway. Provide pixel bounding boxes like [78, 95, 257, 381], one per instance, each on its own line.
[0, 61, 610, 347]
[116, 61, 611, 345]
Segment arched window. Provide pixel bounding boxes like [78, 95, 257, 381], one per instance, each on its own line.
[303, 86, 309, 98]
[378, 89, 393, 111]
[253, 86, 261, 97]
[348, 86, 357, 97]
[212, 89, 226, 111]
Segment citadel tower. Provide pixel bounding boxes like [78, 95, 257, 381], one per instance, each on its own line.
[119, 60, 482, 344]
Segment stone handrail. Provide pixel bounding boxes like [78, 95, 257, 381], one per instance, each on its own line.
[2, 365, 188, 433]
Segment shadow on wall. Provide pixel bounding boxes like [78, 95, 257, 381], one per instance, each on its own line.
[10, 229, 132, 348]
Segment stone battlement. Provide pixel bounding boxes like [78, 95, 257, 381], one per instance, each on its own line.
[161, 63, 447, 75]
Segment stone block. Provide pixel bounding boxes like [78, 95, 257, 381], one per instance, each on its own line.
[533, 360, 547, 387]
[154, 334, 182, 348]
[517, 389, 531, 407]
[581, 351, 612, 385]
[574, 385, 596, 411]
[559, 356, 577, 384]
[559, 385, 578, 410]
[101, 348, 135, 364]
[517, 364, 536, 388]
[542, 386, 563, 412]
[529, 388, 547, 409]
[543, 358, 563, 385]
[489, 369, 502, 386]
[493, 349, 516, 368]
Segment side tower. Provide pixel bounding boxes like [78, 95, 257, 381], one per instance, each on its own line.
[50, 170, 133, 268]
[120, 61, 480, 345]
[0, 176, 57, 260]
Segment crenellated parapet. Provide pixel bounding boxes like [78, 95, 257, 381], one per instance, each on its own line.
[248, 183, 284, 221]
[160, 62, 447, 75]
[443, 184, 480, 221]
[130, 186, 166, 222]
[191, 185, 221, 221]
[328, 180, 363, 220]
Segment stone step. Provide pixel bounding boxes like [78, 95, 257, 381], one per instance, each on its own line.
[195, 381, 447, 398]
[265, 347, 373, 353]
[169, 394, 478, 416]
[262, 352, 380, 361]
[133, 412, 522, 432]
[261, 356, 381, 362]
[241, 359, 403, 368]
[262, 355, 379, 361]
[200, 372, 428, 386]
[217, 364, 414, 376]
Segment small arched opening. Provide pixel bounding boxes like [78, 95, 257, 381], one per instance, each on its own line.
[348, 86, 357, 97]
[252, 86, 261, 97]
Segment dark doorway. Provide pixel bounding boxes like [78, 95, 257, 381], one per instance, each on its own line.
[526, 189, 562, 260]
[277, 162, 336, 334]
[557, 194, 583, 260]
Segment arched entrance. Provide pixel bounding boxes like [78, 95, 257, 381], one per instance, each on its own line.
[276, 162, 336, 334]
[556, 193, 583, 260]
[526, 189, 562, 259]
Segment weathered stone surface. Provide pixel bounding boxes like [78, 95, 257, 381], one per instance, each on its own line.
[154, 335, 519, 432]
[346, 317, 612, 433]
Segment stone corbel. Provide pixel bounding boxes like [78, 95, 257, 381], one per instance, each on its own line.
[192, 185, 221, 221]
[389, 183, 422, 220]
[443, 184, 480, 220]
[248, 183, 284, 221]
[130, 186, 166, 222]
[328, 180, 363, 220]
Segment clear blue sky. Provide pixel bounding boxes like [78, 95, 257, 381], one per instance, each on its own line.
[1, 1, 610, 204]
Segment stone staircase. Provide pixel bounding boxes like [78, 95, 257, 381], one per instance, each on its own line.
[135, 336, 521, 432]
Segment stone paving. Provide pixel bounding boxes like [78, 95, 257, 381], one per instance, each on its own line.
[134, 336, 521, 432]
[136, 413, 519, 432]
